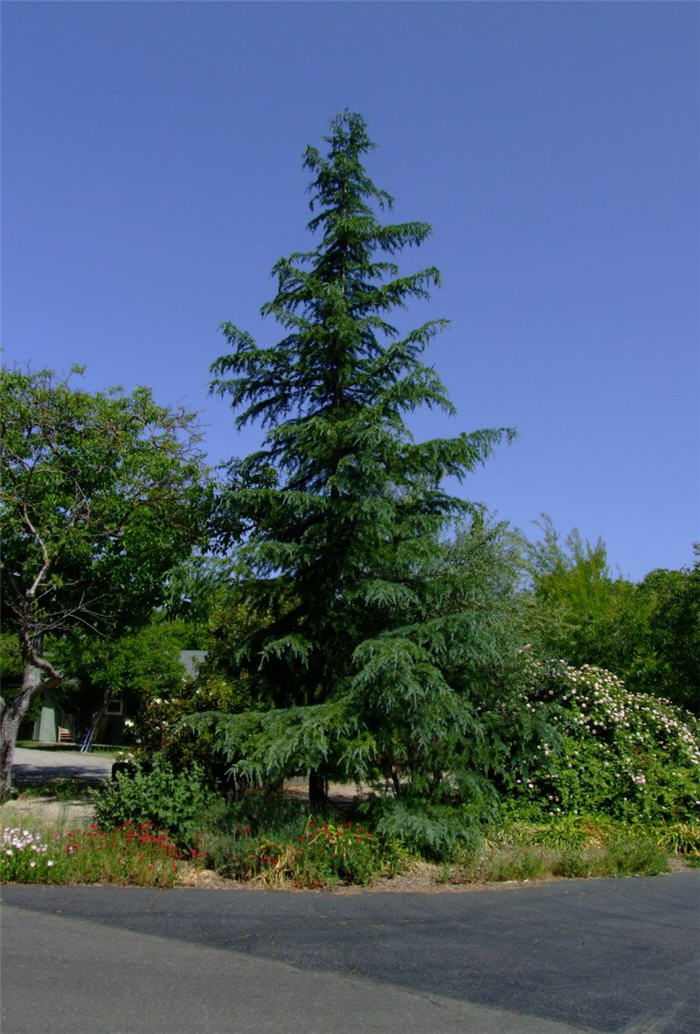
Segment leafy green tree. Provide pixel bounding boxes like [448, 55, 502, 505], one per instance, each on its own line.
[525, 517, 698, 713]
[54, 617, 193, 745]
[194, 112, 518, 808]
[524, 516, 646, 669]
[631, 555, 699, 712]
[0, 367, 208, 797]
[161, 555, 236, 630]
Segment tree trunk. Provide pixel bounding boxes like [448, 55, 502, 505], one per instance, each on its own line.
[0, 711, 21, 802]
[0, 659, 61, 801]
[308, 769, 328, 810]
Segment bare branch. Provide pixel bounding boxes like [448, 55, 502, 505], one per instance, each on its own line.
[20, 503, 53, 599]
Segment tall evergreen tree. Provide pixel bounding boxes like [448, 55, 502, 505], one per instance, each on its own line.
[202, 112, 517, 806]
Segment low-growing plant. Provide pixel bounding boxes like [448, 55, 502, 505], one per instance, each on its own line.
[288, 817, 400, 887]
[466, 846, 554, 883]
[488, 814, 620, 852]
[0, 822, 185, 886]
[16, 778, 96, 802]
[448, 812, 673, 884]
[651, 822, 700, 856]
[360, 796, 486, 860]
[1, 828, 55, 882]
[204, 791, 311, 836]
[93, 757, 218, 849]
[47, 822, 184, 885]
[598, 835, 668, 877]
[193, 802, 405, 888]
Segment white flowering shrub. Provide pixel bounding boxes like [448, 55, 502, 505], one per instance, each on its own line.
[507, 661, 700, 823]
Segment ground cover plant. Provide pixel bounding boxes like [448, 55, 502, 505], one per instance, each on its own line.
[447, 814, 686, 884]
[190, 792, 405, 888]
[0, 821, 184, 886]
[12, 778, 96, 802]
[2, 770, 697, 889]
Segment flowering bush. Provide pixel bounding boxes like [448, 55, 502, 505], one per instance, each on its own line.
[508, 661, 700, 823]
[288, 817, 388, 887]
[48, 822, 184, 884]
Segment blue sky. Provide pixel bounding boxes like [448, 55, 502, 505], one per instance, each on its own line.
[3, 1, 698, 581]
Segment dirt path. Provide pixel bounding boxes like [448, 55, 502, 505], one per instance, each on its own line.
[0, 795, 96, 832]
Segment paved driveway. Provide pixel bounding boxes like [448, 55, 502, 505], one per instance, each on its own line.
[11, 746, 114, 786]
[2, 872, 698, 1034]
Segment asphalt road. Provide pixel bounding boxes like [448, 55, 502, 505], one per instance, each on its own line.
[2, 872, 698, 1034]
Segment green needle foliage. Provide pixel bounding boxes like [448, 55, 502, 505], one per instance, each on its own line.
[197, 112, 520, 809]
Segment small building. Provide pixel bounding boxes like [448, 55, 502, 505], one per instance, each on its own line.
[28, 651, 206, 747]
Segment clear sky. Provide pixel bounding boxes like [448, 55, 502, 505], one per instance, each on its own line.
[3, 1, 698, 581]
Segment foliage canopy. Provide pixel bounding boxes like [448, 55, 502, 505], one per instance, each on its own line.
[525, 517, 699, 713]
[0, 366, 208, 795]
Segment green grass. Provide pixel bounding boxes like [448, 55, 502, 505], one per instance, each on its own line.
[447, 814, 684, 883]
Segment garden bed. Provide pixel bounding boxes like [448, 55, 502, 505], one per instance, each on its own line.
[2, 792, 697, 892]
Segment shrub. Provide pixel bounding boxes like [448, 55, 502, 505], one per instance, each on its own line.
[93, 757, 218, 849]
[128, 673, 255, 793]
[360, 796, 487, 860]
[507, 662, 700, 824]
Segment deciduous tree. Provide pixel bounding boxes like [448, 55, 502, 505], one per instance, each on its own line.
[0, 367, 208, 797]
